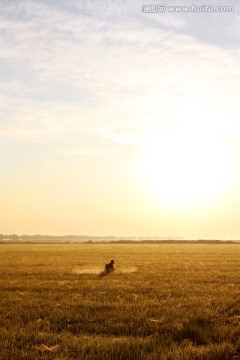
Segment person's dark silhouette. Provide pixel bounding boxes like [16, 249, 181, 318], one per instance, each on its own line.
[105, 260, 115, 273]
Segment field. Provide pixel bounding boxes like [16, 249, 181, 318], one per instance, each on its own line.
[1, 244, 240, 359]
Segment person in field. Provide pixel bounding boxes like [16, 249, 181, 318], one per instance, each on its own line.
[105, 260, 115, 274]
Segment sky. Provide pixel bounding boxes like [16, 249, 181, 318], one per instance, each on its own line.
[1, 0, 240, 239]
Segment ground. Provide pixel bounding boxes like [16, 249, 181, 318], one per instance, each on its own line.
[0, 243, 240, 359]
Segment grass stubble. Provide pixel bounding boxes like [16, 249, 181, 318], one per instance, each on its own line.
[0, 244, 240, 359]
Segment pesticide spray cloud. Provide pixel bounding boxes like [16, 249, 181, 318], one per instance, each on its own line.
[72, 267, 137, 275]
[72, 267, 102, 275]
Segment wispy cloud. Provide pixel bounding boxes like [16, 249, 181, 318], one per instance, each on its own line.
[0, 0, 240, 153]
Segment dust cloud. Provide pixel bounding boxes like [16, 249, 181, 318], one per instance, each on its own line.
[118, 267, 137, 273]
[72, 267, 102, 274]
[72, 267, 137, 275]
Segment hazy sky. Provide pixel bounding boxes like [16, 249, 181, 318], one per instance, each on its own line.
[1, 0, 240, 238]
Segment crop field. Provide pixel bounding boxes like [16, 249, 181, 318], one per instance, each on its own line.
[1, 244, 240, 359]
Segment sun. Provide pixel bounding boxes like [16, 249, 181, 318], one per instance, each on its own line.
[136, 130, 233, 211]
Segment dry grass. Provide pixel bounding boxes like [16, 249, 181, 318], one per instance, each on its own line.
[0, 243, 240, 359]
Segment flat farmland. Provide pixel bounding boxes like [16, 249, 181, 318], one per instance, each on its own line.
[1, 244, 240, 359]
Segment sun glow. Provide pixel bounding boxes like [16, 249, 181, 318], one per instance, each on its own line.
[137, 130, 234, 210]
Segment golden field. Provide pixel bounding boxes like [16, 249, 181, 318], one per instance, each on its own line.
[1, 244, 240, 359]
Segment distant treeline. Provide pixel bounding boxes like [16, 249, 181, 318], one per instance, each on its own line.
[0, 234, 183, 243]
[0, 234, 239, 244]
[92, 240, 239, 244]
